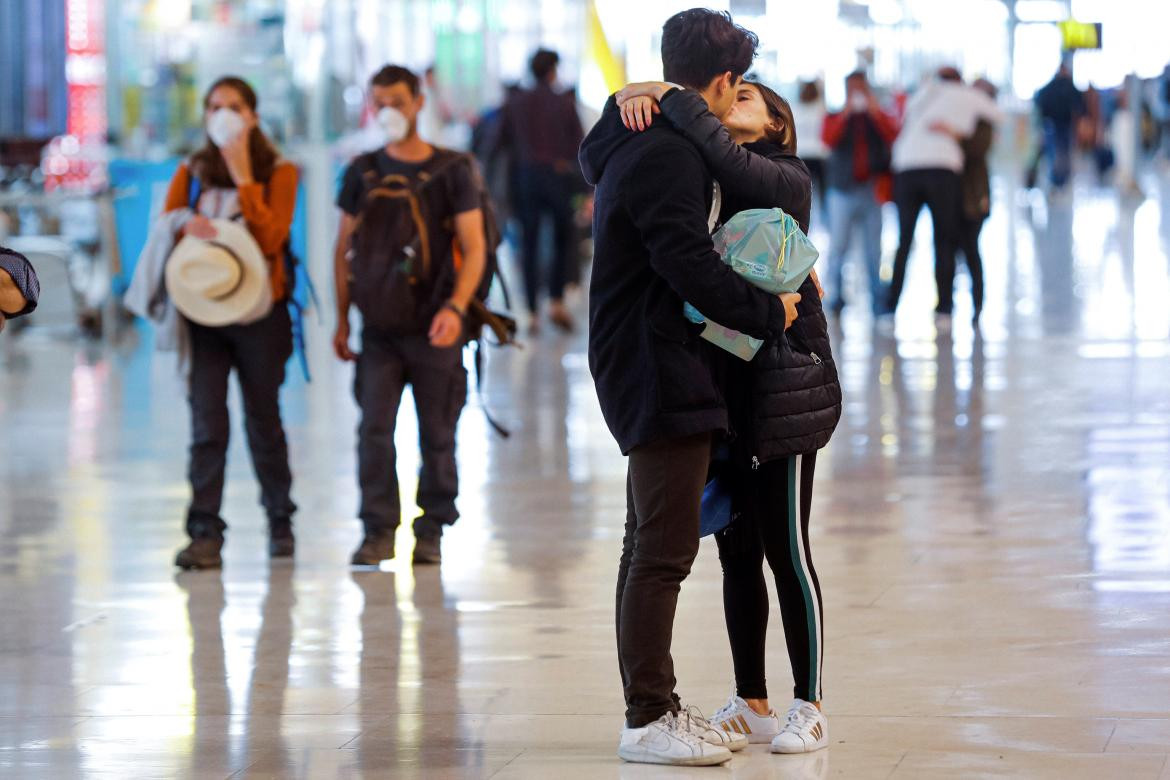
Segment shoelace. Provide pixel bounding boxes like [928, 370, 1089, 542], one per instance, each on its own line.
[711, 690, 740, 722]
[661, 712, 704, 745]
[781, 705, 820, 734]
[682, 704, 716, 734]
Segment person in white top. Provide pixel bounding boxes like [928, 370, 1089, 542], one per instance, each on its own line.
[791, 80, 829, 217]
[887, 67, 1003, 318]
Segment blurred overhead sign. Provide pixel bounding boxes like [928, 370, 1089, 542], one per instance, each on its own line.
[1059, 20, 1102, 51]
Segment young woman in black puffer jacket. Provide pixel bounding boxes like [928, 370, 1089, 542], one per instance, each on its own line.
[617, 79, 841, 754]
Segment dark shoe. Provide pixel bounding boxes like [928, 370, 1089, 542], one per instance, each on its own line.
[412, 534, 442, 565]
[268, 517, 295, 559]
[175, 537, 224, 570]
[351, 533, 396, 566]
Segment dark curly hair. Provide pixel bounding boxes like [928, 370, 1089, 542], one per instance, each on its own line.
[370, 64, 421, 96]
[661, 9, 759, 90]
[189, 76, 279, 188]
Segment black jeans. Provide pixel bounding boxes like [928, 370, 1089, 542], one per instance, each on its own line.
[187, 305, 295, 539]
[715, 454, 823, 703]
[958, 213, 987, 315]
[512, 164, 575, 314]
[355, 331, 467, 540]
[616, 432, 711, 728]
[888, 168, 962, 315]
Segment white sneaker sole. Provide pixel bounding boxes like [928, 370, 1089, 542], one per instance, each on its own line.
[618, 744, 733, 766]
[711, 719, 778, 745]
[770, 735, 829, 754]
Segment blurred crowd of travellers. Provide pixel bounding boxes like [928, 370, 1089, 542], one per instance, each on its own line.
[1, 40, 1169, 560]
[1, 42, 1169, 564]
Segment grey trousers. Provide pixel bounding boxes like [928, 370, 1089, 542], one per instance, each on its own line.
[355, 330, 467, 540]
[616, 431, 712, 728]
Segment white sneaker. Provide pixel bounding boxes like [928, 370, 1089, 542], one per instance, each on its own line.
[618, 712, 733, 766]
[771, 700, 829, 754]
[709, 694, 781, 744]
[681, 703, 748, 752]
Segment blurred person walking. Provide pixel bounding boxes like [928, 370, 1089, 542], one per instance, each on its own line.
[617, 72, 841, 754]
[887, 67, 1002, 321]
[1035, 62, 1085, 190]
[1157, 65, 1170, 159]
[159, 76, 300, 569]
[497, 49, 586, 334]
[1111, 87, 1143, 197]
[956, 79, 999, 323]
[820, 70, 899, 315]
[0, 247, 40, 334]
[333, 65, 487, 567]
[792, 80, 829, 219]
[579, 9, 802, 767]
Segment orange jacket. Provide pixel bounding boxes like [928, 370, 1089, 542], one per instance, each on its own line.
[164, 161, 298, 301]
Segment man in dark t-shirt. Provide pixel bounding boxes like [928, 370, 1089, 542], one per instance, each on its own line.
[335, 145, 480, 301]
[332, 64, 487, 568]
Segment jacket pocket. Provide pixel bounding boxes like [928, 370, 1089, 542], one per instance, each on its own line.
[647, 306, 720, 414]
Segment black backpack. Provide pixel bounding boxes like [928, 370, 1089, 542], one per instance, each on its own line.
[348, 148, 518, 435]
[348, 148, 515, 343]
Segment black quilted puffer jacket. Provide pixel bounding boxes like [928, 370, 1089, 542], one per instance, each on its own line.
[658, 89, 843, 465]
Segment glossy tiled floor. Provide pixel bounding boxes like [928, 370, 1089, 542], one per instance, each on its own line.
[3, 169, 1170, 779]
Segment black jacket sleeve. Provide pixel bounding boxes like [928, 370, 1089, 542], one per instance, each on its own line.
[0, 248, 39, 318]
[658, 90, 812, 227]
[626, 143, 788, 340]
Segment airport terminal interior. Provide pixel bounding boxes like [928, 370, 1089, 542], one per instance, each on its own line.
[4, 172, 1170, 778]
[4, 0, 1170, 778]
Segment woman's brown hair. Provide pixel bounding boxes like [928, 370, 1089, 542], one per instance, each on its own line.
[748, 81, 797, 155]
[189, 76, 279, 188]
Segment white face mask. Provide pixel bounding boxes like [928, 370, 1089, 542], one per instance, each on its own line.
[377, 106, 410, 144]
[849, 92, 869, 113]
[207, 108, 247, 147]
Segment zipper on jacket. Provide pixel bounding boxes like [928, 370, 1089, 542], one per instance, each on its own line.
[811, 352, 823, 365]
[751, 456, 760, 471]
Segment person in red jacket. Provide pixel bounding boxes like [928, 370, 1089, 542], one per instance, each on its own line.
[820, 71, 899, 315]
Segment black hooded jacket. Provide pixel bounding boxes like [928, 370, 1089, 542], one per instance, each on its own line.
[655, 89, 842, 463]
[579, 96, 791, 454]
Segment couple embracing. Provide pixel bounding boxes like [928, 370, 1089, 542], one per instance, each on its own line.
[580, 8, 842, 767]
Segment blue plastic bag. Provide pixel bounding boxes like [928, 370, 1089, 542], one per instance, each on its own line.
[699, 474, 733, 537]
[687, 208, 819, 361]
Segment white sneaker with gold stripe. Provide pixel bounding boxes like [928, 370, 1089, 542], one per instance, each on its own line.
[709, 694, 781, 745]
[771, 699, 829, 754]
[681, 704, 748, 752]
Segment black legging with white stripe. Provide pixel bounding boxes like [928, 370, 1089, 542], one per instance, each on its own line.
[715, 452, 824, 704]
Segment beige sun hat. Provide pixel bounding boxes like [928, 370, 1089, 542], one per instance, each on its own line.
[165, 219, 272, 327]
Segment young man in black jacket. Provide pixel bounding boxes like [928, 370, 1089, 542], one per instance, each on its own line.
[579, 8, 799, 767]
